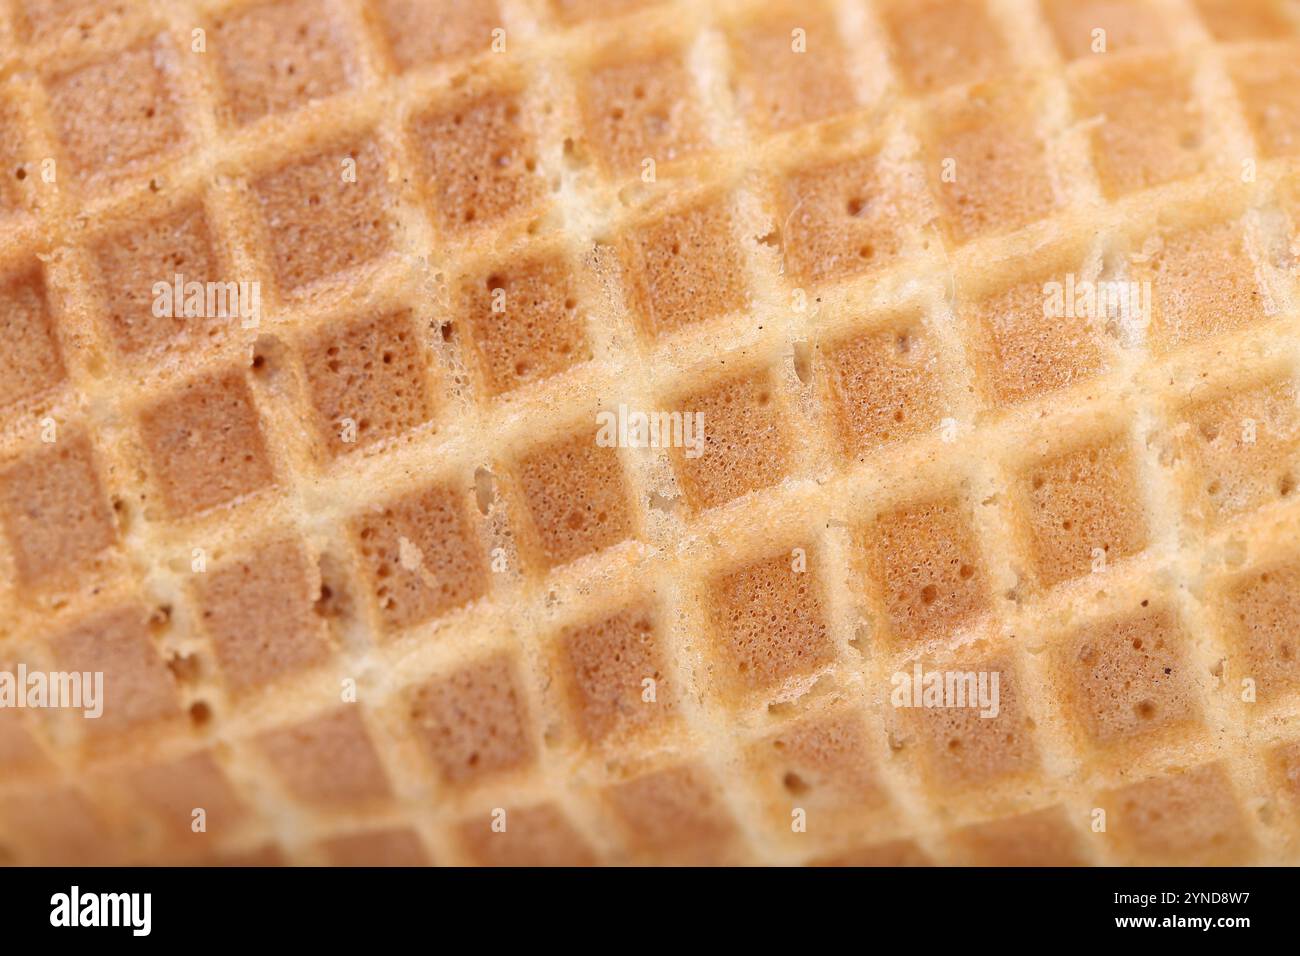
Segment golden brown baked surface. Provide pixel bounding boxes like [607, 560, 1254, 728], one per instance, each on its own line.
[2, 0, 1300, 866]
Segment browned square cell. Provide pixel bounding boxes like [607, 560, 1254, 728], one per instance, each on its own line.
[812, 839, 932, 867]
[456, 802, 596, 866]
[194, 538, 332, 692]
[52, 606, 179, 735]
[1016, 436, 1147, 588]
[0, 264, 65, 415]
[351, 482, 486, 631]
[252, 136, 394, 295]
[779, 150, 915, 286]
[301, 310, 434, 456]
[902, 649, 1039, 789]
[44, 37, 186, 190]
[861, 494, 990, 647]
[1222, 557, 1300, 702]
[879, 0, 1010, 94]
[1195, 0, 1296, 42]
[129, 751, 245, 837]
[462, 251, 590, 396]
[669, 368, 789, 511]
[408, 652, 535, 785]
[949, 806, 1085, 865]
[0, 93, 30, 216]
[0, 788, 112, 865]
[550, 0, 662, 22]
[410, 89, 542, 234]
[1100, 763, 1253, 865]
[319, 828, 430, 866]
[0, 432, 116, 589]
[1071, 54, 1206, 199]
[211, 0, 356, 126]
[820, 317, 945, 458]
[1269, 740, 1300, 805]
[922, 86, 1056, 245]
[139, 369, 275, 517]
[749, 710, 889, 827]
[1170, 378, 1300, 524]
[259, 707, 391, 805]
[961, 265, 1108, 408]
[1132, 218, 1266, 352]
[0, 711, 47, 774]
[604, 764, 738, 865]
[727, 3, 857, 133]
[1227, 46, 1300, 159]
[557, 602, 674, 744]
[90, 200, 230, 357]
[1042, 0, 1174, 60]
[621, 194, 748, 337]
[705, 547, 837, 694]
[579, 46, 706, 175]
[513, 430, 634, 570]
[1050, 604, 1199, 748]
[374, 0, 499, 72]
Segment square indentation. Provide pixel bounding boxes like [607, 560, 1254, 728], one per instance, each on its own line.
[749, 710, 889, 828]
[258, 707, 392, 805]
[320, 828, 430, 866]
[410, 89, 543, 234]
[462, 251, 590, 396]
[812, 839, 932, 867]
[1016, 435, 1147, 589]
[604, 764, 738, 865]
[1050, 604, 1199, 749]
[579, 47, 706, 175]
[1195, 0, 1297, 42]
[820, 317, 945, 458]
[456, 802, 596, 866]
[351, 482, 486, 631]
[778, 150, 915, 286]
[1168, 377, 1300, 524]
[922, 86, 1056, 245]
[194, 538, 332, 692]
[727, 3, 857, 133]
[1071, 54, 1206, 198]
[0, 788, 111, 865]
[1132, 218, 1266, 352]
[90, 199, 230, 357]
[130, 751, 244, 838]
[408, 652, 535, 786]
[899, 648, 1038, 789]
[879, 0, 1010, 94]
[961, 264, 1109, 408]
[513, 430, 634, 570]
[950, 806, 1084, 865]
[557, 602, 674, 745]
[621, 194, 749, 337]
[211, 0, 356, 127]
[374, 0, 499, 72]
[140, 370, 275, 517]
[0, 432, 116, 588]
[861, 494, 990, 647]
[44, 37, 186, 190]
[0, 264, 65, 416]
[1100, 763, 1253, 865]
[1222, 557, 1300, 702]
[52, 606, 179, 735]
[251, 136, 394, 295]
[705, 546, 837, 695]
[669, 368, 789, 511]
[301, 310, 434, 456]
[1268, 740, 1300, 806]
[1227, 47, 1300, 159]
[1042, 0, 1174, 60]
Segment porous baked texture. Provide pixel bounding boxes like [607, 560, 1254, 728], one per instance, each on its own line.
[2, 0, 1300, 867]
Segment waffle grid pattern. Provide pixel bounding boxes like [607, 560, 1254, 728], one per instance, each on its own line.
[1, 0, 1300, 865]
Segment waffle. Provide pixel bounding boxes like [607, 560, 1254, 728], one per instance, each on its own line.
[1, 0, 1300, 868]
